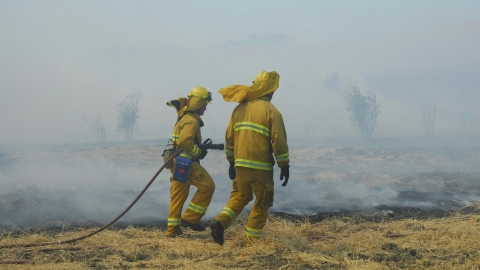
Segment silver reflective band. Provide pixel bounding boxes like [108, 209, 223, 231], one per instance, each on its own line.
[276, 153, 289, 163]
[234, 122, 269, 137]
[235, 158, 273, 170]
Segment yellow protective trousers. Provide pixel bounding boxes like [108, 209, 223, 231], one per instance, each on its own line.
[213, 166, 274, 239]
[167, 160, 215, 236]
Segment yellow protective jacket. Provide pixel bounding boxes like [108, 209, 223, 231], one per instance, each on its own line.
[225, 96, 289, 170]
[172, 112, 204, 159]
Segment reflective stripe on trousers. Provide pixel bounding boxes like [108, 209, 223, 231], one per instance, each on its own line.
[245, 226, 262, 238]
[220, 207, 236, 222]
[168, 218, 181, 227]
[188, 202, 208, 214]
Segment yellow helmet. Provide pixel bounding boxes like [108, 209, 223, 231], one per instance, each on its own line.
[185, 86, 211, 112]
[188, 86, 212, 102]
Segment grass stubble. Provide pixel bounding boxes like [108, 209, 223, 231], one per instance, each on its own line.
[1, 211, 480, 269]
[2, 145, 480, 269]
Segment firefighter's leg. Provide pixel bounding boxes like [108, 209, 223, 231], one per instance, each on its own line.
[182, 162, 215, 224]
[244, 168, 274, 242]
[166, 174, 190, 237]
[213, 166, 254, 230]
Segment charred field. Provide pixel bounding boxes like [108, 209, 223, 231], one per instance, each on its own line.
[1, 138, 480, 269]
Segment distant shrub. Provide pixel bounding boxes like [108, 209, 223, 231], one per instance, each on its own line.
[116, 91, 143, 141]
[344, 86, 380, 138]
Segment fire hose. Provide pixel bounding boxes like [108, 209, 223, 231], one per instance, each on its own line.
[0, 139, 224, 249]
[0, 148, 183, 249]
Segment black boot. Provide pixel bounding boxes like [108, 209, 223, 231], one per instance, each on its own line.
[181, 219, 206, 231]
[210, 220, 224, 245]
[166, 226, 183, 237]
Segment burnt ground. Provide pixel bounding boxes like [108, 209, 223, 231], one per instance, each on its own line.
[271, 204, 480, 224]
[1, 143, 480, 234]
[1, 202, 479, 238]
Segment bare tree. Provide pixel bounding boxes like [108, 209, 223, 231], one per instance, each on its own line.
[421, 99, 436, 137]
[344, 85, 381, 138]
[84, 115, 107, 142]
[116, 91, 143, 141]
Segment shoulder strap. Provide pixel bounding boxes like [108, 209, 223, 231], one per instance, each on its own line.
[173, 113, 201, 146]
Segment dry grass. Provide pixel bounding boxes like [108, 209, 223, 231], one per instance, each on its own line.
[1, 213, 480, 269]
[2, 145, 480, 269]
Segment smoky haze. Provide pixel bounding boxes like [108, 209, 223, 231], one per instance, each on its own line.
[1, 1, 480, 143]
[1, 1, 480, 229]
[1, 139, 480, 230]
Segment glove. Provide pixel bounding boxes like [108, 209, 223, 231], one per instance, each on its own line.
[228, 162, 236, 180]
[197, 149, 208, 160]
[280, 166, 290, 186]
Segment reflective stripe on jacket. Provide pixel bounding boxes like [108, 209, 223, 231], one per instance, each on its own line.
[172, 112, 203, 159]
[225, 96, 289, 170]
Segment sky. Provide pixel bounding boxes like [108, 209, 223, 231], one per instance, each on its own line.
[1, 0, 480, 144]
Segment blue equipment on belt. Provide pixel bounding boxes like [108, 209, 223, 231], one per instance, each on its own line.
[172, 156, 193, 183]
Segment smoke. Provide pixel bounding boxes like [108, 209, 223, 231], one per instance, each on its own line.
[0, 153, 173, 229]
[1, 140, 480, 230]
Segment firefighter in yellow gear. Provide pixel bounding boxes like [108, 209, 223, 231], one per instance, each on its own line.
[210, 71, 290, 245]
[165, 87, 216, 237]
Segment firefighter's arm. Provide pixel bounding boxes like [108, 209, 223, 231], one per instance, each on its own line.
[225, 116, 235, 163]
[270, 109, 290, 168]
[177, 119, 203, 158]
